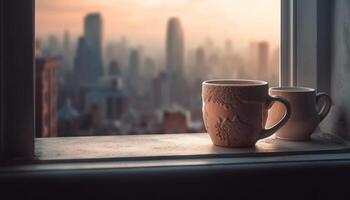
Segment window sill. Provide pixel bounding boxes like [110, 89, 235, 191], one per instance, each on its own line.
[1, 130, 350, 172]
[34, 130, 350, 161]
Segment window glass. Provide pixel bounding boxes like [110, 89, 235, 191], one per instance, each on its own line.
[35, 0, 280, 137]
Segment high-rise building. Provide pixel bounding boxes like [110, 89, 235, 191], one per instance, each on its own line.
[144, 57, 156, 80]
[257, 41, 269, 80]
[166, 17, 184, 75]
[195, 47, 206, 80]
[165, 17, 185, 106]
[35, 57, 61, 137]
[74, 36, 92, 83]
[128, 49, 141, 94]
[84, 13, 104, 80]
[153, 72, 168, 109]
[73, 13, 104, 84]
[44, 35, 60, 57]
[62, 30, 73, 73]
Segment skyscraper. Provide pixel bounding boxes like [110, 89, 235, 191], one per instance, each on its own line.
[128, 49, 141, 94]
[144, 57, 156, 80]
[74, 37, 92, 83]
[45, 35, 60, 57]
[195, 47, 206, 80]
[166, 17, 184, 75]
[62, 30, 73, 73]
[165, 17, 185, 106]
[84, 13, 104, 80]
[73, 13, 104, 84]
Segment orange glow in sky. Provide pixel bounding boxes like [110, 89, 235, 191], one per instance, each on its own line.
[35, 0, 280, 51]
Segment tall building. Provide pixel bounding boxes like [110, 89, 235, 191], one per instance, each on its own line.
[129, 49, 140, 77]
[44, 35, 60, 57]
[153, 72, 168, 109]
[128, 49, 141, 94]
[74, 36, 93, 83]
[144, 57, 156, 80]
[195, 47, 206, 80]
[62, 30, 73, 73]
[84, 13, 103, 77]
[35, 57, 61, 137]
[165, 17, 185, 106]
[166, 17, 184, 75]
[257, 41, 269, 80]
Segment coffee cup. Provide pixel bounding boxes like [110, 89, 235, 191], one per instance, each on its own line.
[267, 87, 332, 141]
[202, 79, 291, 147]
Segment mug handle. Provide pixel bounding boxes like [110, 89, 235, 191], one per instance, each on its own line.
[259, 96, 292, 139]
[316, 92, 332, 121]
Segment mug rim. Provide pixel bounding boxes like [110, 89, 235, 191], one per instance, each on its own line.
[203, 79, 268, 87]
[269, 86, 315, 93]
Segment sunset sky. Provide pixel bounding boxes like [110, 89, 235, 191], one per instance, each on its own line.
[35, 0, 280, 52]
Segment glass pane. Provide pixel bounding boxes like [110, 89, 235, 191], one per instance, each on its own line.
[35, 0, 280, 137]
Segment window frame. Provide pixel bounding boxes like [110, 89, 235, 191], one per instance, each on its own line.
[0, 0, 35, 159]
[0, 0, 335, 160]
[281, 0, 331, 92]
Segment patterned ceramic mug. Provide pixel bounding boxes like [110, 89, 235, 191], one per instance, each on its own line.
[202, 79, 291, 147]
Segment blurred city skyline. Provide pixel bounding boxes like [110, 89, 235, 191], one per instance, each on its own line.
[36, 0, 280, 55]
[35, 1, 280, 137]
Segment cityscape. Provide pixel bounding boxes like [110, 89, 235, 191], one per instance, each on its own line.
[35, 2, 279, 137]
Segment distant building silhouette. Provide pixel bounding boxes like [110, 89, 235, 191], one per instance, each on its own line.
[74, 36, 93, 83]
[153, 72, 168, 109]
[44, 35, 60, 57]
[62, 30, 73, 73]
[128, 49, 141, 94]
[144, 57, 156, 80]
[35, 57, 61, 137]
[166, 17, 184, 75]
[106, 37, 130, 76]
[165, 17, 186, 106]
[73, 13, 104, 84]
[84, 13, 104, 78]
[195, 47, 206, 80]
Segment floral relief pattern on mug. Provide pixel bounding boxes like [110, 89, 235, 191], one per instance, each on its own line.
[204, 87, 262, 109]
[203, 86, 262, 145]
[215, 116, 253, 145]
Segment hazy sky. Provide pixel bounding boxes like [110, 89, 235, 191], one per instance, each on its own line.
[36, 0, 280, 53]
